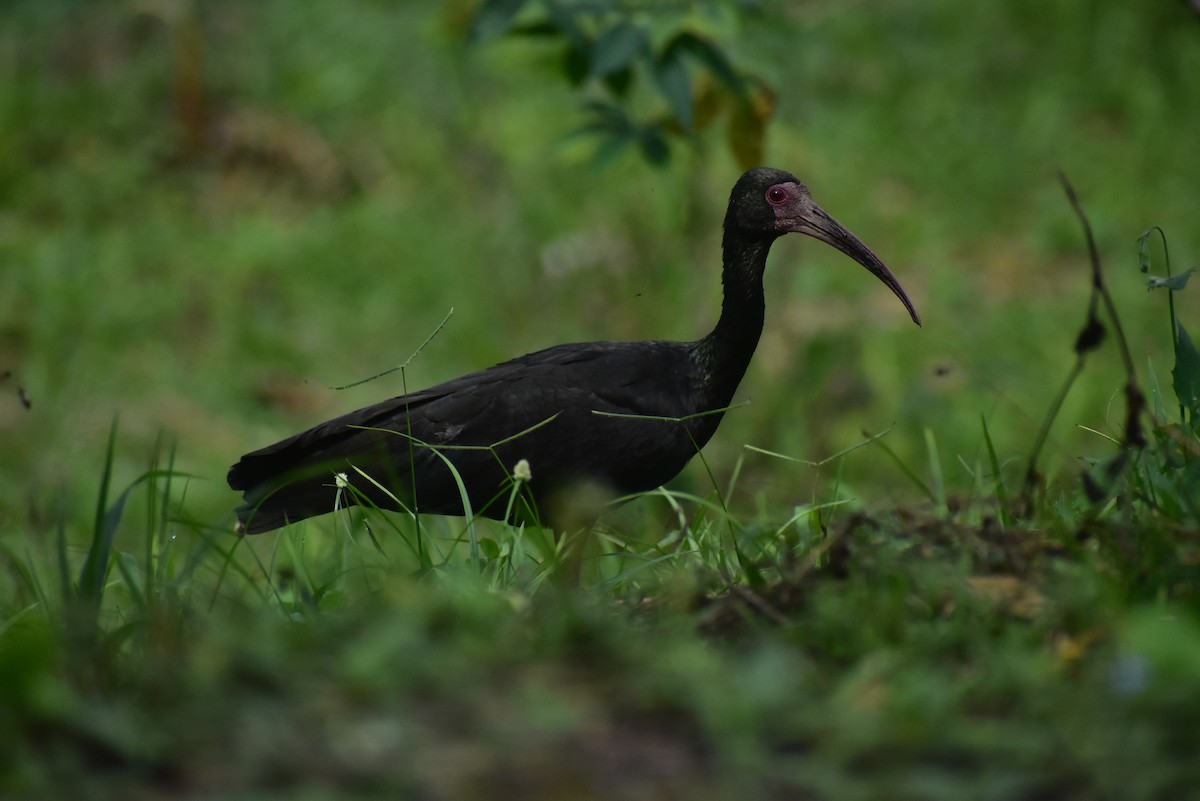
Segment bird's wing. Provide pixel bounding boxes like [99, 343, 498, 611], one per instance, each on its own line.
[228, 340, 698, 530]
[228, 370, 495, 493]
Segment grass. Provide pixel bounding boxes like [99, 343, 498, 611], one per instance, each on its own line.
[3, 1, 1200, 798]
[4, 433, 1199, 798]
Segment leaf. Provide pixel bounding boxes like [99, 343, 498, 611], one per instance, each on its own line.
[479, 537, 501, 560]
[602, 66, 635, 98]
[1172, 322, 1200, 420]
[567, 101, 636, 166]
[572, 100, 635, 136]
[562, 41, 591, 86]
[637, 124, 670, 165]
[1146, 267, 1196, 291]
[590, 21, 647, 77]
[727, 79, 775, 169]
[543, 1, 588, 50]
[469, 0, 529, 43]
[653, 37, 693, 131]
[592, 132, 634, 166]
[507, 21, 560, 37]
[674, 32, 746, 96]
[691, 78, 724, 132]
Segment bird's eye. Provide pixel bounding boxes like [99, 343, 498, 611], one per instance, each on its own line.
[766, 186, 788, 205]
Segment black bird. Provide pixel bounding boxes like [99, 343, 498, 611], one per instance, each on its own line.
[228, 168, 920, 534]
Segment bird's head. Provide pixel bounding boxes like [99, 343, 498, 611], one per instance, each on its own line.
[727, 167, 921, 326]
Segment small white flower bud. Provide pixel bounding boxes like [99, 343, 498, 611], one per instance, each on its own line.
[513, 459, 532, 483]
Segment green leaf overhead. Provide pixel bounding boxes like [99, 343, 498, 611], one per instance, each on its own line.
[469, 0, 529, 42]
[590, 20, 648, 78]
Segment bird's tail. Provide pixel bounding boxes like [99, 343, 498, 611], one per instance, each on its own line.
[228, 452, 353, 534]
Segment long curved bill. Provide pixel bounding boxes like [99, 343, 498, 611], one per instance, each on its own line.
[801, 204, 922, 326]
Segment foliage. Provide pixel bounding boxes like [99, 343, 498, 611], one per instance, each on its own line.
[1127, 227, 1200, 522]
[3, 429, 1200, 798]
[467, 0, 775, 166]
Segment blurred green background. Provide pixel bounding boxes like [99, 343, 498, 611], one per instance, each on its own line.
[2, 0, 1198, 536]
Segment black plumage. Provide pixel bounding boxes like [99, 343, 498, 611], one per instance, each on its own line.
[228, 168, 920, 534]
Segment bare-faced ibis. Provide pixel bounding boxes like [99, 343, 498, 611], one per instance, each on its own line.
[228, 168, 921, 534]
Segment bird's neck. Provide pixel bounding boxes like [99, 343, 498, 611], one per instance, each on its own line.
[691, 232, 775, 405]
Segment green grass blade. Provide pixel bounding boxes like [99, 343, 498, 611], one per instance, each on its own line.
[78, 419, 121, 606]
[869, 430, 934, 504]
[980, 414, 1011, 526]
[924, 428, 948, 515]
